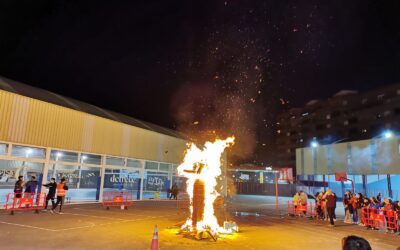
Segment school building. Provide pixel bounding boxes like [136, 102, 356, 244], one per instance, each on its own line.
[0, 76, 188, 204]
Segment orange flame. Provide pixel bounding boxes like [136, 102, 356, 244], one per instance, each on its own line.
[177, 137, 235, 234]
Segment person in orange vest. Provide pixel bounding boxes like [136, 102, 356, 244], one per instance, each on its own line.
[51, 178, 68, 214]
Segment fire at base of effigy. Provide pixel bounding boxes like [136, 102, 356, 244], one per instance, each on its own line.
[176, 137, 239, 241]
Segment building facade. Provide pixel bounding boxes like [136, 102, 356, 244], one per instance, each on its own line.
[276, 84, 400, 169]
[0, 76, 188, 203]
[296, 136, 400, 200]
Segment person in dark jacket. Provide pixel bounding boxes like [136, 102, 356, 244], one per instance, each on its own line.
[356, 193, 364, 225]
[42, 178, 57, 210]
[324, 188, 336, 226]
[343, 191, 352, 223]
[376, 193, 381, 203]
[170, 183, 179, 200]
[14, 176, 24, 198]
[24, 176, 38, 194]
[361, 198, 371, 228]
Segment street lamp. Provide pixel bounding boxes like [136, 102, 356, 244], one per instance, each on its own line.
[383, 130, 393, 139]
[311, 141, 318, 148]
[56, 152, 63, 158]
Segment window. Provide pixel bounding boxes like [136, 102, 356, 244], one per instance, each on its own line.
[286, 132, 290, 136]
[103, 169, 141, 196]
[326, 114, 331, 120]
[81, 154, 101, 165]
[106, 157, 125, 166]
[0, 160, 44, 203]
[159, 163, 170, 171]
[342, 100, 348, 105]
[50, 150, 78, 162]
[127, 159, 141, 168]
[0, 144, 7, 155]
[145, 161, 159, 170]
[12, 145, 45, 159]
[384, 110, 391, 117]
[397, 89, 400, 95]
[316, 124, 325, 130]
[361, 98, 368, 104]
[143, 171, 169, 199]
[344, 120, 349, 125]
[326, 124, 331, 128]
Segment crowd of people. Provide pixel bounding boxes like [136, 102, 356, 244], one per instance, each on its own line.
[293, 188, 400, 234]
[13, 175, 69, 213]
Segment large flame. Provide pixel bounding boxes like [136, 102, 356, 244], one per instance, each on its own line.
[177, 137, 235, 234]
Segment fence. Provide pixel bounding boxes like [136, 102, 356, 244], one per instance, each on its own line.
[3, 192, 47, 215]
[361, 207, 398, 231]
[287, 201, 317, 218]
[102, 191, 133, 209]
[235, 182, 296, 197]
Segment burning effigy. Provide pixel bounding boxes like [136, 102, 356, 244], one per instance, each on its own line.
[177, 137, 238, 241]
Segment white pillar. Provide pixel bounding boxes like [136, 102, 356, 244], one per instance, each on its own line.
[99, 155, 105, 202]
[41, 148, 51, 188]
[139, 160, 145, 200]
[39, 148, 51, 206]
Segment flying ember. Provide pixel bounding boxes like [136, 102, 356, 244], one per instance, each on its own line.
[177, 137, 236, 239]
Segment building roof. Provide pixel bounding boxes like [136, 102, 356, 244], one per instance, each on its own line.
[0, 76, 185, 139]
[333, 90, 358, 97]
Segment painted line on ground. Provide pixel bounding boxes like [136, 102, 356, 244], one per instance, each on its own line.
[0, 220, 56, 232]
[0, 213, 175, 232]
[61, 212, 129, 221]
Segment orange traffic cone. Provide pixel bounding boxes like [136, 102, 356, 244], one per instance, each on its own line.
[150, 225, 159, 250]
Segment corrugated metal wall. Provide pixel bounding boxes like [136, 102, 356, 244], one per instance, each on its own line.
[0, 90, 187, 163]
[296, 138, 400, 175]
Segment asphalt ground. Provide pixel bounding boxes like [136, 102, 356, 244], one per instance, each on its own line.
[0, 195, 399, 250]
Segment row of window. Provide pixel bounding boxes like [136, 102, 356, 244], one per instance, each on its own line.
[0, 143, 176, 171]
[288, 106, 400, 126]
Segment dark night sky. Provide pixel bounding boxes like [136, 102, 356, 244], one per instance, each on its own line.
[1, 0, 400, 163]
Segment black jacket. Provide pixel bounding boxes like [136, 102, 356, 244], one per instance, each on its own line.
[43, 182, 57, 197]
[14, 180, 23, 193]
[325, 194, 336, 208]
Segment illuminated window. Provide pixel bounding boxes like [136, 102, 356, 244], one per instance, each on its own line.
[127, 159, 141, 168]
[106, 157, 125, 166]
[145, 161, 159, 170]
[0, 144, 7, 155]
[12, 145, 45, 159]
[81, 154, 101, 165]
[50, 150, 78, 162]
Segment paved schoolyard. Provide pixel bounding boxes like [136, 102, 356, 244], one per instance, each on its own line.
[0, 195, 399, 250]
